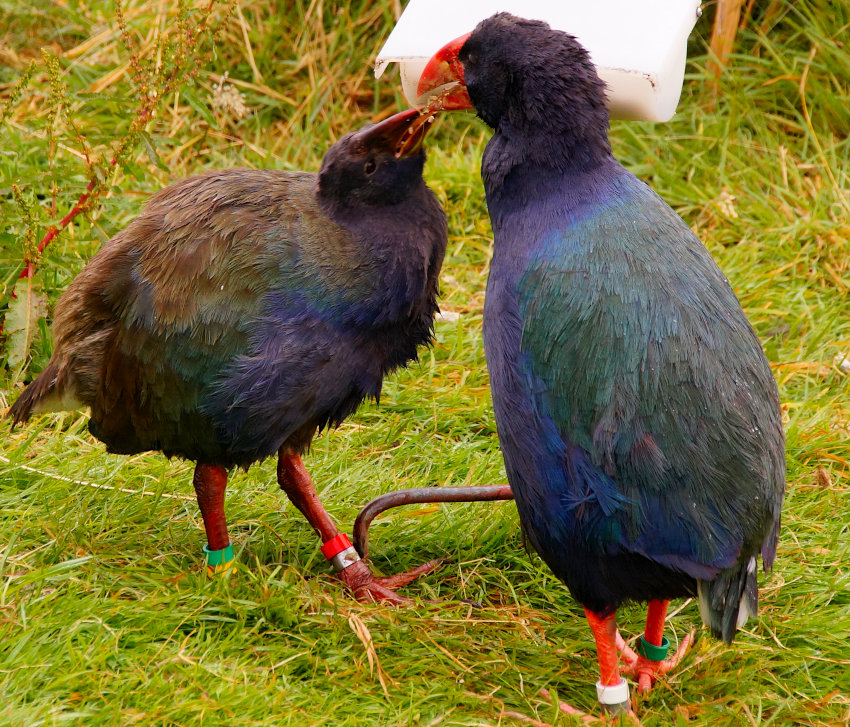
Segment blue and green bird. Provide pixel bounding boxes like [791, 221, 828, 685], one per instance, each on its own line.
[419, 13, 785, 714]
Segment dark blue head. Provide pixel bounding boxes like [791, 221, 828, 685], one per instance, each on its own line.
[318, 109, 435, 214]
[418, 13, 612, 170]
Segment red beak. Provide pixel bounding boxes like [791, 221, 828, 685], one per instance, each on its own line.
[416, 32, 473, 111]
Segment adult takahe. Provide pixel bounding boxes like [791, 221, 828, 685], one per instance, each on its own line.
[418, 13, 784, 713]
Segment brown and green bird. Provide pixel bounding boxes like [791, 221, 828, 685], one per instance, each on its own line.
[8, 108, 446, 601]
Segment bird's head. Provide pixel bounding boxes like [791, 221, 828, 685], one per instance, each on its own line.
[318, 108, 436, 211]
[417, 13, 611, 160]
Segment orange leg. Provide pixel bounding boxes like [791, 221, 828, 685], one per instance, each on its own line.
[277, 451, 440, 603]
[616, 599, 695, 693]
[540, 610, 633, 719]
[585, 609, 632, 714]
[644, 599, 668, 647]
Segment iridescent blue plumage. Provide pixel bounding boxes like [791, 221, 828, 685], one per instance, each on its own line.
[419, 13, 784, 690]
[485, 161, 783, 627]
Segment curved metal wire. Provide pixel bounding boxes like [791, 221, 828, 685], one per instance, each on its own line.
[352, 484, 514, 559]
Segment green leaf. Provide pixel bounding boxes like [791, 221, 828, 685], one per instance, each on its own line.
[120, 159, 147, 181]
[182, 88, 218, 128]
[3, 274, 48, 370]
[138, 130, 169, 172]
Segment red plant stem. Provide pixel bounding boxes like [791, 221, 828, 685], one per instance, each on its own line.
[17, 177, 98, 283]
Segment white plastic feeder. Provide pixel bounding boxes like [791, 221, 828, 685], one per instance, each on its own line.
[375, 0, 703, 122]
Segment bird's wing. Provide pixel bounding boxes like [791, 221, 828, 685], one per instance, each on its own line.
[83, 169, 376, 462]
[516, 178, 783, 574]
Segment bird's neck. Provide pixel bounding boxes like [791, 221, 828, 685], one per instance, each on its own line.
[483, 134, 622, 238]
[317, 184, 445, 327]
[482, 119, 613, 197]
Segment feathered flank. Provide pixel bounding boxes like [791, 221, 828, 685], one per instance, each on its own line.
[6, 108, 448, 605]
[487, 167, 783, 619]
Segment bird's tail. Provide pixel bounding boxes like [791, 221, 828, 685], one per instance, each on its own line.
[696, 556, 759, 644]
[6, 360, 62, 426]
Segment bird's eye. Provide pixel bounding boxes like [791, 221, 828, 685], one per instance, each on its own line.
[465, 50, 478, 66]
[363, 159, 377, 175]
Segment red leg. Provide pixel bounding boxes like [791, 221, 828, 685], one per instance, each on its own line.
[616, 598, 695, 693]
[277, 451, 440, 603]
[276, 453, 337, 541]
[192, 463, 235, 576]
[193, 463, 230, 550]
[644, 599, 668, 647]
[544, 609, 631, 718]
[585, 609, 633, 715]
[585, 609, 622, 689]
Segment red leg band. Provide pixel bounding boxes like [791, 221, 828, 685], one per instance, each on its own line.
[320, 533, 361, 572]
[321, 533, 353, 560]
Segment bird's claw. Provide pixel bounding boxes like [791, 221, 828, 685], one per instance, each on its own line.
[615, 629, 695, 693]
[336, 558, 442, 604]
[532, 688, 642, 725]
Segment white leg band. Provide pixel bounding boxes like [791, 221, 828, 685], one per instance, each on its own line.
[330, 545, 361, 572]
[596, 678, 630, 706]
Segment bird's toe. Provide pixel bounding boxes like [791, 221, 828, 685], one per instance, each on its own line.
[336, 559, 439, 604]
[617, 629, 695, 693]
[374, 558, 443, 589]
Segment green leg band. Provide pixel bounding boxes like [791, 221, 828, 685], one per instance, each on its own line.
[636, 634, 670, 661]
[203, 543, 235, 575]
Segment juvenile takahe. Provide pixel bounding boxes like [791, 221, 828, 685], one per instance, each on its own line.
[9, 109, 446, 602]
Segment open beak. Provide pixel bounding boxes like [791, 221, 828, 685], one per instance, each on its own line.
[416, 32, 473, 111]
[357, 108, 437, 159]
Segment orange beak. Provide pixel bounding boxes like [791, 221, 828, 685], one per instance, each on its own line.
[416, 32, 473, 111]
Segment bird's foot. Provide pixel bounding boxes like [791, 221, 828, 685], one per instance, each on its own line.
[616, 629, 695, 694]
[533, 689, 641, 725]
[336, 558, 442, 604]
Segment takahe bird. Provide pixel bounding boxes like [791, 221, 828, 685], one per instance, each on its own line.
[418, 14, 784, 713]
[8, 109, 446, 602]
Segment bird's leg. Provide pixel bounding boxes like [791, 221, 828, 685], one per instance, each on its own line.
[616, 599, 695, 694]
[585, 608, 632, 715]
[543, 609, 640, 721]
[192, 463, 235, 575]
[276, 451, 439, 604]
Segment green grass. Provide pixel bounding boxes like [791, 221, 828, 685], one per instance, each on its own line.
[2, 0, 849, 725]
